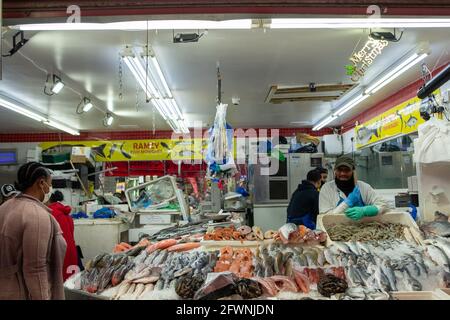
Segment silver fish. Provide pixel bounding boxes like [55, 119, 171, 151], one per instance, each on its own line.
[380, 261, 397, 291]
[421, 220, 450, 238]
[347, 241, 361, 255]
[429, 237, 450, 259]
[347, 265, 363, 287]
[426, 245, 450, 267]
[323, 249, 337, 265]
[334, 242, 351, 254]
[401, 268, 422, 291]
[356, 242, 371, 254]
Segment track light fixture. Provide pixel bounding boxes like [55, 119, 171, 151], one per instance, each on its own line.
[104, 113, 114, 127]
[76, 97, 93, 114]
[44, 74, 65, 96]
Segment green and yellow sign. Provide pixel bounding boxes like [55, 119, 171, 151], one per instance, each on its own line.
[40, 138, 208, 162]
[355, 89, 441, 149]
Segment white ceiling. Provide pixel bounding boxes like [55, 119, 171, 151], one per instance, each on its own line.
[1, 19, 450, 134]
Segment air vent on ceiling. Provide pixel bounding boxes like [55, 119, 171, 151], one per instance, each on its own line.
[265, 83, 356, 104]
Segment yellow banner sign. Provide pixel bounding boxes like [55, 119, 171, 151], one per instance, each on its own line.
[40, 139, 208, 162]
[355, 90, 441, 149]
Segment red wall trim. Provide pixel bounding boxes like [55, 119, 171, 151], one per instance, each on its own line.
[342, 61, 450, 132]
[4, 1, 450, 19]
[0, 128, 332, 143]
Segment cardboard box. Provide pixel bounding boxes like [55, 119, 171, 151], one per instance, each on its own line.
[71, 147, 92, 163]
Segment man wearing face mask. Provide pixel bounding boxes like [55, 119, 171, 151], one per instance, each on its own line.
[319, 156, 388, 220]
[0, 162, 66, 300]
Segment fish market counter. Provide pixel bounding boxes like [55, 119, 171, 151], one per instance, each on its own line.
[253, 203, 288, 232]
[65, 214, 450, 300]
[74, 219, 130, 265]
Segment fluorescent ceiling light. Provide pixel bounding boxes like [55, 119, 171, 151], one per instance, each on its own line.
[0, 95, 79, 135]
[122, 47, 189, 133]
[13, 19, 253, 31]
[312, 115, 337, 131]
[333, 94, 369, 117]
[0, 96, 47, 122]
[365, 53, 428, 94]
[270, 18, 450, 29]
[44, 120, 80, 136]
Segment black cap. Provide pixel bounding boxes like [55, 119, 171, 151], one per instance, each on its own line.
[1, 184, 18, 198]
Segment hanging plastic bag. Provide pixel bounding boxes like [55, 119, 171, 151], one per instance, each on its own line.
[415, 118, 450, 163]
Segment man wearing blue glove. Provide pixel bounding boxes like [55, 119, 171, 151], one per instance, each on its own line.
[319, 156, 387, 220]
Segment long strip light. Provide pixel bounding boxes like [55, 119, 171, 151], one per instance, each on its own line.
[270, 18, 450, 29]
[312, 115, 337, 131]
[13, 19, 253, 31]
[365, 53, 428, 94]
[312, 47, 429, 131]
[44, 120, 80, 136]
[333, 94, 370, 117]
[122, 48, 189, 133]
[0, 95, 79, 135]
[13, 18, 450, 31]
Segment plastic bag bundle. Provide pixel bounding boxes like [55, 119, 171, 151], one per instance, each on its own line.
[414, 118, 450, 163]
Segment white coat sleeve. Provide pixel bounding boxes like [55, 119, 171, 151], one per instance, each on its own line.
[319, 183, 337, 214]
[361, 182, 389, 214]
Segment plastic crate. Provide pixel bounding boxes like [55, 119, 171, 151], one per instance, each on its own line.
[317, 211, 424, 246]
[42, 153, 70, 163]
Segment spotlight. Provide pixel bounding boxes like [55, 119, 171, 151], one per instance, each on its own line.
[51, 75, 65, 94]
[76, 97, 94, 114]
[82, 98, 93, 112]
[3, 31, 28, 57]
[44, 74, 65, 96]
[104, 113, 114, 126]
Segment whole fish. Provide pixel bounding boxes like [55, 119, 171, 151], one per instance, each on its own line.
[347, 241, 361, 255]
[401, 268, 422, 291]
[334, 242, 351, 254]
[114, 281, 131, 300]
[373, 266, 390, 292]
[323, 249, 337, 265]
[426, 245, 450, 268]
[346, 265, 363, 287]
[380, 261, 397, 291]
[428, 237, 450, 259]
[356, 242, 371, 254]
[274, 252, 283, 275]
[421, 220, 450, 238]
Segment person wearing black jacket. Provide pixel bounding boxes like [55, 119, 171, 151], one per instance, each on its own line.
[286, 170, 322, 229]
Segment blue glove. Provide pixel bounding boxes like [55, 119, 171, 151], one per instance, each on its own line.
[345, 205, 378, 220]
[344, 186, 363, 207]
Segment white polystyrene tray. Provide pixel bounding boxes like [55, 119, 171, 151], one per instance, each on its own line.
[317, 211, 424, 247]
[391, 291, 450, 300]
[200, 239, 274, 247]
